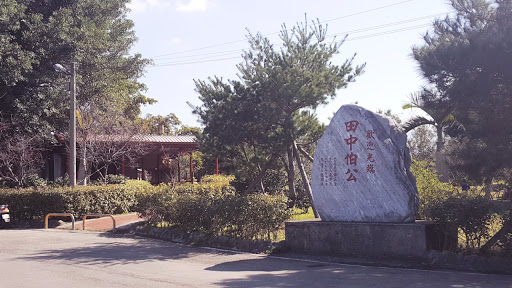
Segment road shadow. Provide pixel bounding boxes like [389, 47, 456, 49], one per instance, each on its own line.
[207, 257, 512, 288]
[20, 233, 229, 265]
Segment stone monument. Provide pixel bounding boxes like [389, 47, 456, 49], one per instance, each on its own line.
[285, 105, 456, 259]
[311, 104, 418, 222]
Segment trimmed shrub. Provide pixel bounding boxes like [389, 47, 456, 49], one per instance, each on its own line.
[159, 192, 291, 240]
[133, 175, 292, 240]
[105, 174, 129, 185]
[0, 180, 153, 220]
[410, 160, 454, 219]
[425, 196, 497, 250]
[200, 174, 235, 184]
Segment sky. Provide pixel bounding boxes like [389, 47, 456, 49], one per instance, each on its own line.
[126, 0, 453, 127]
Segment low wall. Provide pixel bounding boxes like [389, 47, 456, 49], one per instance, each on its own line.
[285, 220, 456, 259]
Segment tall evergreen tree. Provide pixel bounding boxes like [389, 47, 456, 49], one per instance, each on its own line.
[0, 0, 152, 137]
[194, 18, 364, 206]
[413, 0, 512, 183]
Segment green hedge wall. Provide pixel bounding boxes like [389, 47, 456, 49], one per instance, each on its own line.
[0, 180, 152, 220]
[134, 176, 292, 240]
[0, 175, 292, 241]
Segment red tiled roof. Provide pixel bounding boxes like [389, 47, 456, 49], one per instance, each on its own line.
[131, 135, 196, 144]
[54, 134, 197, 145]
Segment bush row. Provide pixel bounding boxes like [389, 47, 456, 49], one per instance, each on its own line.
[0, 180, 152, 220]
[425, 196, 512, 253]
[134, 177, 292, 240]
[0, 175, 292, 241]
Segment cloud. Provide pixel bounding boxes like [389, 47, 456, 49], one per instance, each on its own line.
[127, 0, 171, 14]
[171, 37, 182, 44]
[176, 0, 209, 12]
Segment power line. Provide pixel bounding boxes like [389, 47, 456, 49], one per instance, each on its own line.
[326, 12, 447, 38]
[150, 23, 437, 68]
[346, 23, 432, 41]
[319, 0, 416, 24]
[151, 12, 451, 66]
[149, 0, 419, 59]
[154, 48, 243, 62]
[152, 56, 241, 67]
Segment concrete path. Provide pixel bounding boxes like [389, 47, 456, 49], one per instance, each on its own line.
[1, 229, 511, 288]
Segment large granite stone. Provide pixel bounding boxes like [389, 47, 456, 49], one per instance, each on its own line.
[311, 105, 418, 222]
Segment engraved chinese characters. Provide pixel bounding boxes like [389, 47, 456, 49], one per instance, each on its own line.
[341, 120, 377, 182]
[311, 105, 418, 223]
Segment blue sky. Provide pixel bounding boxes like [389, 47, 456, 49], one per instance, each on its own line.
[127, 0, 452, 127]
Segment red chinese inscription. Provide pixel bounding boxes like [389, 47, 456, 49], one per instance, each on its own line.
[345, 120, 359, 132]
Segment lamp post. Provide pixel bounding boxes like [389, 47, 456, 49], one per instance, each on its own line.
[54, 62, 77, 187]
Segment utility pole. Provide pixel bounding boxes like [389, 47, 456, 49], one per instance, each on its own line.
[69, 63, 77, 187]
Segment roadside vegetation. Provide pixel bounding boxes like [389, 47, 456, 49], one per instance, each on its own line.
[0, 0, 511, 259]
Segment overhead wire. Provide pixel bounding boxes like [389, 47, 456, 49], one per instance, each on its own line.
[149, 0, 419, 59]
[150, 23, 436, 67]
[151, 16, 450, 67]
[154, 11, 449, 64]
[150, 3, 453, 67]
[151, 22, 434, 67]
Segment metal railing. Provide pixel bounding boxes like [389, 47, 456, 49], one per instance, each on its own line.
[45, 213, 75, 230]
[83, 214, 116, 233]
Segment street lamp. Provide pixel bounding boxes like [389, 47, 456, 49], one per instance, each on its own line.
[53, 62, 77, 187]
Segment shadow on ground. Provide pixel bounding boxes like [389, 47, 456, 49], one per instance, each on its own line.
[20, 233, 233, 265]
[206, 257, 512, 288]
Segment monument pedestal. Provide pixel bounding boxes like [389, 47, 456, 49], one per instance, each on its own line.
[285, 220, 456, 259]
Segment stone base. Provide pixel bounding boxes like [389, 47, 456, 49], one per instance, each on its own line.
[285, 220, 457, 259]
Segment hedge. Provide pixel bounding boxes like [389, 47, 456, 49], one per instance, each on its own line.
[134, 176, 292, 240]
[0, 175, 293, 241]
[0, 180, 152, 220]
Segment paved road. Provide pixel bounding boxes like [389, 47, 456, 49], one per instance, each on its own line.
[1, 229, 511, 288]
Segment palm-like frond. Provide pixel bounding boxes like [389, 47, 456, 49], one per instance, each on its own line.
[402, 116, 436, 133]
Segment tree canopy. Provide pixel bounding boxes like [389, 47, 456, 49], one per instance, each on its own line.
[0, 0, 152, 137]
[193, 18, 364, 201]
[413, 0, 512, 182]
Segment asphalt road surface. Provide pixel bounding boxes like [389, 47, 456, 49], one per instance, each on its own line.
[1, 229, 511, 288]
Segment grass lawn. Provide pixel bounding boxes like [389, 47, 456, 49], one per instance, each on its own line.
[273, 208, 316, 242]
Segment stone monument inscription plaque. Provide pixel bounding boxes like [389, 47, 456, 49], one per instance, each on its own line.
[311, 105, 418, 222]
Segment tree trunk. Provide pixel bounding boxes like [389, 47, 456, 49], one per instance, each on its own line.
[78, 145, 87, 186]
[435, 125, 450, 182]
[257, 164, 265, 193]
[258, 180, 265, 193]
[297, 144, 314, 162]
[243, 153, 277, 195]
[286, 144, 297, 208]
[284, 115, 296, 208]
[480, 219, 512, 253]
[293, 141, 318, 218]
[483, 177, 493, 199]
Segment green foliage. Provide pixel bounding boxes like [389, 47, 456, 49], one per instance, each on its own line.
[22, 174, 47, 188]
[413, 0, 512, 181]
[496, 210, 512, 256]
[200, 174, 235, 184]
[194, 17, 364, 198]
[407, 126, 436, 162]
[0, 181, 153, 220]
[173, 180, 236, 195]
[136, 113, 183, 135]
[425, 196, 497, 250]
[0, 0, 152, 138]
[134, 180, 292, 240]
[104, 174, 129, 185]
[411, 160, 453, 219]
[50, 175, 70, 187]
